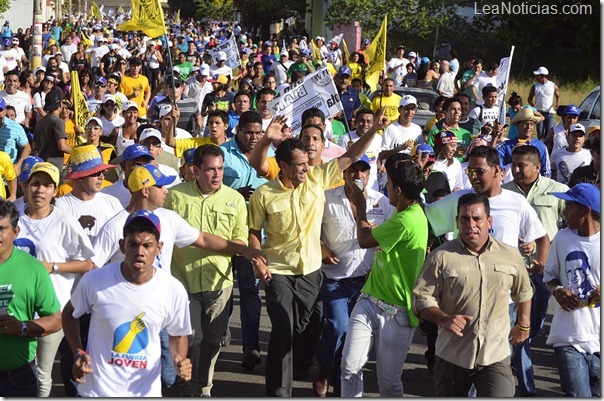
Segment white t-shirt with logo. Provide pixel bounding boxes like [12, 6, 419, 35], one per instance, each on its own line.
[0, 90, 32, 124]
[92, 208, 199, 273]
[550, 148, 592, 185]
[55, 192, 124, 240]
[381, 121, 423, 153]
[70, 263, 192, 397]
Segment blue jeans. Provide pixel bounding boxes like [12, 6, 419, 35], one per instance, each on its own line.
[315, 276, 364, 383]
[160, 328, 176, 388]
[233, 255, 261, 352]
[554, 346, 600, 397]
[0, 361, 38, 397]
[509, 274, 551, 396]
[537, 111, 555, 140]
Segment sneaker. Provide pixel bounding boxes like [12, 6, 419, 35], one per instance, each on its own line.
[241, 349, 261, 370]
[220, 327, 231, 347]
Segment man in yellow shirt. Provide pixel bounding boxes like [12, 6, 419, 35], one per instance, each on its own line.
[119, 58, 150, 118]
[165, 109, 228, 158]
[164, 144, 248, 397]
[248, 111, 388, 397]
[370, 78, 401, 127]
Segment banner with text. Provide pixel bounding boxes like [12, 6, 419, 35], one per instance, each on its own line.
[496, 46, 514, 125]
[206, 36, 241, 69]
[268, 67, 343, 134]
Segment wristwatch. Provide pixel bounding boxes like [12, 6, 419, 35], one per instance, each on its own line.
[52, 263, 59, 274]
[20, 321, 28, 336]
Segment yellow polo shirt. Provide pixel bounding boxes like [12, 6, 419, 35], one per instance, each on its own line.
[174, 137, 214, 158]
[249, 158, 342, 275]
[164, 181, 248, 292]
[264, 156, 344, 189]
[0, 151, 15, 199]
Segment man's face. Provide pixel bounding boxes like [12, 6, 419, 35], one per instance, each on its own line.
[237, 122, 263, 153]
[397, 48, 404, 58]
[5, 108, 16, 120]
[456, 202, 492, 252]
[299, 127, 324, 163]
[445, 101, 462, 124]
[79, 169, 107, 193]
[399, 104, 416, 124]
[457, 96, 471, 117]
[281, 148, 308, 186]
[517, 120, 535, 140]
[473, 63, 483, 74]
[562, 201, 583, 229]
[487, 67, 498, 77]
[467, 156, 499, 195]
[207, 115, 227, 140]
[563, 114, 579, 127]
[130, 63, 142, 74]
[253, 64, 263, 76]
[568, 131, 586, 149]
[234, 95, 251, 114]
[335, 74, 350, 91]
[382, 80, 394, 97]
[123, 157, 151, 179]
[147, 184, 168, 208]
[344, 164, 369, 192]
[257, 94, 275, 118]
[510, 153, 540, 187]
[178, 54, 187, 63]
[27, 172, 57, 209]
[5, 75, 18, 94]
[119, 231, 162, 276]
[483, 91, 498, 108]
[355, 112, 374, 136]
[194, 155, 224, 194]
[0, 216, 19, 260]
[94, 82, 107, 97]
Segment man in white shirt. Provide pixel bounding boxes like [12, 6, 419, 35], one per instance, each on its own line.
[470, 61, 499, 106]
[379, 95, 423, 163]
[436, 60, 455, 98]
[468, 85, 500, 127]
[210, 51, 233, 79]
[60, 35, 77, 64]
[544, 183, 600, 397]
[138, 128, 181, 187]
[62, 210, 194, 397]
[313, 155, 394, 396]
[551, 123, 592, 185]
[0, 69, 32, 126]
[387, 45, 408, 87]
[185, 64, 212, 117]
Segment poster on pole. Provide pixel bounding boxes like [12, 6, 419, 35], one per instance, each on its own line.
[268, 67, 343, 134]
[496, 46, 514, 125]
[206, 36, 241, 69]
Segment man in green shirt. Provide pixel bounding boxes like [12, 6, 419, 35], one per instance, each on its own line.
[427, 98, 472, 161]
[164, 144, 249, 397]
[287, 49, 315, 78]
[341, 155, 428, 397]
[175, 52, 194, 80]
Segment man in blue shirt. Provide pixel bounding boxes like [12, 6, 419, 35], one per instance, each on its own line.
[334, 66, 361, 130]
[0, 98, 30, 175]
[498, 108, 551, 177]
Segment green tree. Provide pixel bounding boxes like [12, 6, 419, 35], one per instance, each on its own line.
[236, 0, 305, 38]
[0, 0, 11, 16]
[192, 0, 235, 22]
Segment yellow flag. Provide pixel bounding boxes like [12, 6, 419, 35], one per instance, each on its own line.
[117, 0, 167, 38]
[364, 15, 387, 92]
[89, 0, 102, 20]
[118, 6, 125, 14]
[176, 9, 180, 22]
[341, 38, 350, 66]
[71, 71, 90, 130]
[310, 40, 322, 63]
[80, 30, 93, 50]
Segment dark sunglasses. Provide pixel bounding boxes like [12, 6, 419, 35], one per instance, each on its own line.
[465, 167, 492, 177]
[87, 169, 107, 177]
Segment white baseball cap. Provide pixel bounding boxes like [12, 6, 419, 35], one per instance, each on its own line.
[200, 64, 210, 76]
[158, 103, 174, 119]
[399, 95, 417, 107]
[217, 51, 227, 61]
[102, 94, 117, 104]
[110, 43, 120, 50]
[408, 51, 417, 58]
[533, 66, 549, 75]
[139, 128, 162, 142]
[123, 101, 139, 112]
[569, 123, 586, 135]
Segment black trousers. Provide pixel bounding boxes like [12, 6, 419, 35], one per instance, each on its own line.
[264, 270, 322, 397]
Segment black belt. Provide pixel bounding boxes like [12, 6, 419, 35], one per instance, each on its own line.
[0, 360, 35, 377]
[343, 275, 366, 283]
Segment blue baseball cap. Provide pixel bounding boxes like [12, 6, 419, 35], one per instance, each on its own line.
[0, 97, 6, 110]
[349, 154, 371, 170]
[411, 144, 435, 160]
[95, 76, 107, 86]
[128, 164, 176, 192]
[551, 183, 600, 213]
[124, 209, 161, 235]
[122, 144, 155, 162]
[182, 148, 196, 165]
[563, 104, 580, 116]
[337, 66, 351, 77]
[299, 48, 309, 56]
[421, 56, 430, 64]
[18, 156, 43, 182]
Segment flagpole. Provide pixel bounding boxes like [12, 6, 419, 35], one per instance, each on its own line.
[162, 33, 179, 140]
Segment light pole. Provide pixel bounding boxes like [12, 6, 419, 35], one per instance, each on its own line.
[31, 0, 43, 70]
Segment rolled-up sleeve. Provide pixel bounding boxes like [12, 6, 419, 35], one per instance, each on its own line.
[412, 252, 442, 316]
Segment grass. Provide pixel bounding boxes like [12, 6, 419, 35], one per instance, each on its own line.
[506, 77, 599, 123]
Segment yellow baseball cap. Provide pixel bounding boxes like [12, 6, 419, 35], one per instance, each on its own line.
[128, 164, 176, 192]
[29, 162, 60, 186]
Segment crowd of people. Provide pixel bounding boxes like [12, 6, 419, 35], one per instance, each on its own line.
[0, 11, 600, 399]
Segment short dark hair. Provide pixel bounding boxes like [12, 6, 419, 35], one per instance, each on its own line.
[256, 87, 276, 98]
[454, 92, 471, 102]
[253, 61, 263, 68]
[193, 144, 224, 167]
[383, 77, 395, 86]
[238, 110, 262, 128]
[234, 90, 252, 103]
[511, 145, 541, 165]
[482, 85, 498, 97]
[486, 61, 499, 71]
[123, 217, 160, 242]
[207, 109, 229, 124]
[5, 68, 19, 79]
[0, 199, 19, 229]
[5, 105, 15, 113]
[275, 137, 307, 166]
[384, 153, 411, 172]
[386, 157, 424, 201]
[355, 107, 374, 120]
[468, 145, 500, 167]
[301, 108, 325, 125]
[300, 123, 325, 142]
[442, 97, 460, 112]
[457, 192, 490, 217]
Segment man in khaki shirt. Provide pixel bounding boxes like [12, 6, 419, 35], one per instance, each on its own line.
[413, 192, 533, 397]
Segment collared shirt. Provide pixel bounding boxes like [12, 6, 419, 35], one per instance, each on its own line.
[221, 137, 273, 190]
[321, 186, 394, 280]
[0, 116, 27, 162]
[502, 176, 568, 241]
[164, 181, 248, 293]
[338, 86, 361, 122]
[249, 158, 342, 275]
[413, 237, 533, 369]
[498, 137, 551, 177]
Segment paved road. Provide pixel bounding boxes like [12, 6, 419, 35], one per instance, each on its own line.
[51, 283, 565, 397]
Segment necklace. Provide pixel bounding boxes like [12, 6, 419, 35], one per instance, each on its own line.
[23, 206, 53, 235]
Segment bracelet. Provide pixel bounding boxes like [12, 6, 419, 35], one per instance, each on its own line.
[75, 350, 87, 360]
[552, 285, 564, 295]
[515, 323, 530, 331]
